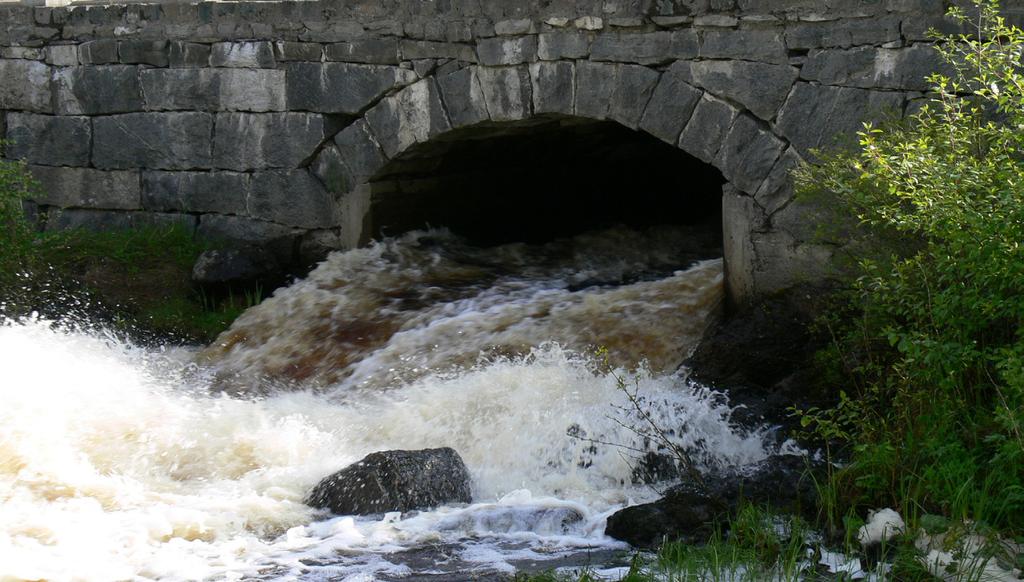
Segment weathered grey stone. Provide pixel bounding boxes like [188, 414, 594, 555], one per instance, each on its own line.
[722, 186, 757, 304]
[480, 35, 541, 66]
[775, 83, 903, 154]
[286, 62, 418, 114]
[142, 68, 286, 112]
[46, 44, 78, 66]
[192, 248, 280, 286]
[273, 41, 323, 62]
[575, 16, 604, 30]
[700, 28, 787, 64]
[210, 41, 275, 68]
[495, 18, 534, 36]
[574, 61, 615, 121]
[537, 32, 590, 60]
[608, 64, 660, 129]
[529, 61, 574, 116]
[1, 47, 44, 60]
[141, 171, 248, 214]
[678, 94, 740, 164]
[307, 448, 472, 516]
[681, 60, 798, 120]
[93, 113, 213, 170]
[801, 44, 946, 91]
[754, 146, 802, 216]
[476, 66, 532, 122]
[30, 165, 141, 210]
[5, 113, 90, 166]
[213, 112, 328, 171]
[714, 114, 786, 193]
[785, 16, 900, 49]
[638, 62, 702, 144]
[118, 40, 168, 67]
[365, 79, 451, 158]
[45, 209, 195, 234]
[0, 59, 52, 113]
[53, 66, 144, 115]
[695, 14, 739, 27]
[78, 39, 118, 64]
[249, 170, 334, 229]
[325, 38, 399, 64]
[591, 32, 674, 65]
[436, 66, 490, 127]
[312, 119, 387, 194]
[575, 62, 659, 129]
[400, 40, 477, 62]
[169, 41, 211, 67]
[196, 214, 298, 263]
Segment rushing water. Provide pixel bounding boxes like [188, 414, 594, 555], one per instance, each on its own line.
[0, 227, 794, 581]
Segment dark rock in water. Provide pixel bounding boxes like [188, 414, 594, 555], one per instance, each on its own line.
[306, 448, 472, 515]
[606, 454, 821, 547]
[191, 247, 279, 286]
[684, 284, 834, 430]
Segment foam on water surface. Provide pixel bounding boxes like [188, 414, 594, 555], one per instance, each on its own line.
[0, 228, 784, 581]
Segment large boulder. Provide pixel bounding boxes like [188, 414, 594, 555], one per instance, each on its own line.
[306, 448, 473, 515]
[191, 247, 279, 287]
[605, 455, 820, 547]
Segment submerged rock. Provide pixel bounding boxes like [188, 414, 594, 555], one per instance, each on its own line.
[605, 455, 820, 547]
[306, 448, 472, 515]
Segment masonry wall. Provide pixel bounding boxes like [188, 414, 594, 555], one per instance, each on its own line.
[2, 0, 1018, 300]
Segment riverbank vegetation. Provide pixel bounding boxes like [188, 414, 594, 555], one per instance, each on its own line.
[0, 156, 252, 342]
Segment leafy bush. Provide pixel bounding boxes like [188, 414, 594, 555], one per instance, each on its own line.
[0, 143, 38, 283]
[797, 0, 1024, 530]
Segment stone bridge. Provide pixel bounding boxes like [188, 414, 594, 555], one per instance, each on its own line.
[1, 0, 1012, 302]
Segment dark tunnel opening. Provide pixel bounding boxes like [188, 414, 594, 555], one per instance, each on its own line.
[365, 116, 726, 248]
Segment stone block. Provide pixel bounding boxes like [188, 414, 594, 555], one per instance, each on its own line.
[274, 41, 323, 62]
[785, 16, 901, 49]
[325, 38, 399, 64]
[0, 59, 52, 113]
[78, 39, 118, 64]
[169, 41, 211, 67]
[575, 16, 604, 31]
[53, 66, 144, 115]
[400, 40, 478, 62]
[679, 94, 740, 164]
[476, 66, 532, 123]
[365, 79, 451, 158]
[119, 40, 168, 67]
[700, 28, 787, 64]
[142, 68, 286, 112]
[714, 114, 786, 193]
[476, 35, 538, 66]
[46, 44, 78, 66]
[312, 119, 387, 194]
[197, 214, 298, 249]
[754, 146, 802, 216]
[213, 112, 329, 171]
[801, 44, 946, 91]
[537, 32, 590, 60]
[681, 60, 798, 120]
[436, 66, 490, 128]
[721, 186, 758, 304]
[1, 47, 44, 60]
[529, 61, 574, 116]
[638, 62, 702, 144]
[495, 18, 534, 36]
[575, 62, 659, 129]
[591, 32, 674, 65]
[5, 113, 90, 166]
[249, 170, 335, 229]
[210, 41, 275, 68]
[141, 170, 248, 214]
[774, 83, 904, 154]
[30, 165, 140, 210]
[44, 208, 197, 234]
[286, 62, 418, 114]
[93, 112, 213, 170]
[311, 145, 350, 193]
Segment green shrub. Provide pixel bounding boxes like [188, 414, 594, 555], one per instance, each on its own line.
[0, 143, 39, 284]
[796, 0, 1024, 531]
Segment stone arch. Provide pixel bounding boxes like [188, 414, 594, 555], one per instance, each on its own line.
[311, 63, 793, 302]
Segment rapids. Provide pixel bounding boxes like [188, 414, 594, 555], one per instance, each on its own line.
[0, 227, 794, 581]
